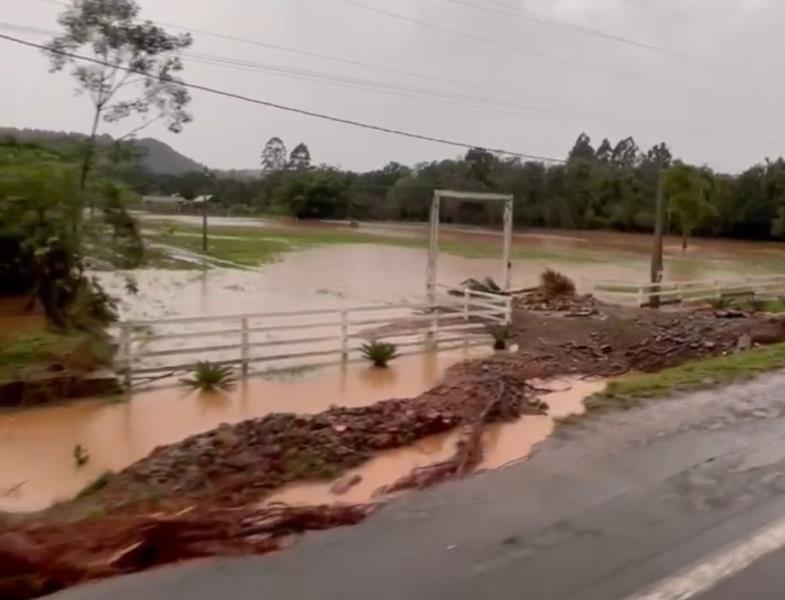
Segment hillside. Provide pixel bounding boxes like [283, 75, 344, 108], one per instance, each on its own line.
[0, 127, 205, 176]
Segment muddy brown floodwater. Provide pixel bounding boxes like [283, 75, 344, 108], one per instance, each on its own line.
[266, 377, 606, 506]
[0, 348, 487, 513]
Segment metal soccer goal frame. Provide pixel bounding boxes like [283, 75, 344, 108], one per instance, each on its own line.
[426, 189, 514, 303]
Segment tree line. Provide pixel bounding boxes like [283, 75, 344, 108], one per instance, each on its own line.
[125, 133, 785, 243]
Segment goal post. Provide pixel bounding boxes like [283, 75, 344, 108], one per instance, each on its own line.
[427, 189, 514, 303]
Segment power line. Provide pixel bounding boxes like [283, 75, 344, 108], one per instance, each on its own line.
[0, 32, 566, 163]
[21, 0, 622, 120]
[0, 20, 598, 122]
[335, 0, 636, 79]
[6, 20, 782, 150]
[439, 0, 665, 53]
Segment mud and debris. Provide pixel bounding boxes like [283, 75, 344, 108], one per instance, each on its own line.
[3, 287, 785, 598]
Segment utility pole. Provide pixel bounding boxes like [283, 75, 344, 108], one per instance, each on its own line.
[649, 168, 666, 308]
[202, 200, 208, 253]
[201, 167, 211, 253]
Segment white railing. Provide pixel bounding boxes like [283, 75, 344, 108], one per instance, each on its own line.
[117, 287, 512, 387]
[591, 275, 785, 307]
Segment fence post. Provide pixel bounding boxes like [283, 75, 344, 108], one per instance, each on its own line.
[241, 318, 249, 377]
[638, 286, 644, 308]
[463, 288, 470, 321]
[504, 296, 513, 325]
[341, 310, 349, 361]
[120, 322, 132, 390]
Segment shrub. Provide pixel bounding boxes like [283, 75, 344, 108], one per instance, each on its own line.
[361, 340, 399, 368]
[488, 324, 513, 350]
[181, 362, 236, 391]
[540, 269, 576, 298]
[706, 296, 734, 310]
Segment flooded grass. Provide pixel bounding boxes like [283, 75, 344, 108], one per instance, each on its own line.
[586, 342, 785, 412]
[146, 221, 616, 270]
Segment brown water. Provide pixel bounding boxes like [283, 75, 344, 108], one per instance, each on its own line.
[113, 217, 785, 327]
[266, 377, 605, 506]
[0, 348, 486, 513]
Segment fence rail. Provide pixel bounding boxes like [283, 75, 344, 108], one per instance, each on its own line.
[591, 275, 785, 307]
[117, 286, 512, 388]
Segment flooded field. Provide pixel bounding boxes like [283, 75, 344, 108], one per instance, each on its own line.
[3, 216, 783, 513]
[266, 377, 606, 506]
[0, 348, 486, 513]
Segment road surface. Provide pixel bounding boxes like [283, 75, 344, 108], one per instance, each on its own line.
[51, 372, 785, 599]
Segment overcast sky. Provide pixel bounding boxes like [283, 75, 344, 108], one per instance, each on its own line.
[2, 0, 785, 173]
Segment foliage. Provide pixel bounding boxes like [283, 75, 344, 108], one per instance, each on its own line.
[460, 277, 503, 295]
[288, 142, 311, 170]
[487, 324, 512, 350]
[705, 296, 734, 310]
[270, 167, 350, 219]
[16, 127, 785, 244]
[181, 362, 237, 391]
[46, 0, 192, 188]
[361, 340, 399, 368]
[0, 331, 112, 383]
[0, 144, 140, 329]
[540, 269, 576, 298]
[261, 137, 288, 173]
[664, 163, 716, 249]
[586, 342, 785, 412]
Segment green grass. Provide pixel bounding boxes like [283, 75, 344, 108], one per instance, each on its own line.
[586, 342, 785, 412]
[757, 298, 785, 313]
[146, 222, 610, 268]
[150, 232, 292, 267]
[0, 332, 103, 383]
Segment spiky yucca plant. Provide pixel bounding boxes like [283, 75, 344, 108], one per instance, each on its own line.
[182, 361, 236, 391]
[361, 340, 399, 368]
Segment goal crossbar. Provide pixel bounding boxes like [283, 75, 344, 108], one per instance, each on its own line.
[427, 189, 514, 302]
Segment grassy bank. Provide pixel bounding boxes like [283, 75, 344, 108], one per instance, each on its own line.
[144, 221, 608, 268]
[586, 342, 785, 412]
[0, 332, 112, 384]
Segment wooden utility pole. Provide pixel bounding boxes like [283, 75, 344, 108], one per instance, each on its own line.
[649, 169, 666, 308]
[202, 201, 208, 253]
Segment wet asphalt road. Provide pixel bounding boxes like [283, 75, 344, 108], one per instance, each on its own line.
[51, 372, 785, 600]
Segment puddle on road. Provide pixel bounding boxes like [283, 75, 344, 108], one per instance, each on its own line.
[0, 348, 486, 513]
[266, 377, 606, 507]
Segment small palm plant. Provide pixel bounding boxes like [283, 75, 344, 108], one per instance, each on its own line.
[182, 361, 236, 391]
[488, 324, 513, 351]
[361, 339, 399, 368]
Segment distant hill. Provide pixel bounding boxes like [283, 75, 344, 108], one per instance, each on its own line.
[0, 127, 205, 176]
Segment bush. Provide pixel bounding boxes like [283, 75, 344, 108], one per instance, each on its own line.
[488, 324, 513, 350]
[181, 362, 236, 391]
[540, 269, 576, 298]
[361, 340, 399, 368]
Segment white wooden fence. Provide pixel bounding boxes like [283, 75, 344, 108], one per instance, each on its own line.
[117, 286, 512, 388]
[591, 275, 785, 307]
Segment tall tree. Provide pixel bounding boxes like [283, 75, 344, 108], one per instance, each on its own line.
[611, 136, 640, 168]
[465, 147, 495, 184]
[664, 163, 714, 249]
[645, 142, 673, 168]
[46, 0, 193, 194]
[261, 137, 288, 173]
[288, 142, 311, 170]
[568, 133, 595, 162]
[595, 138, 613, 163]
